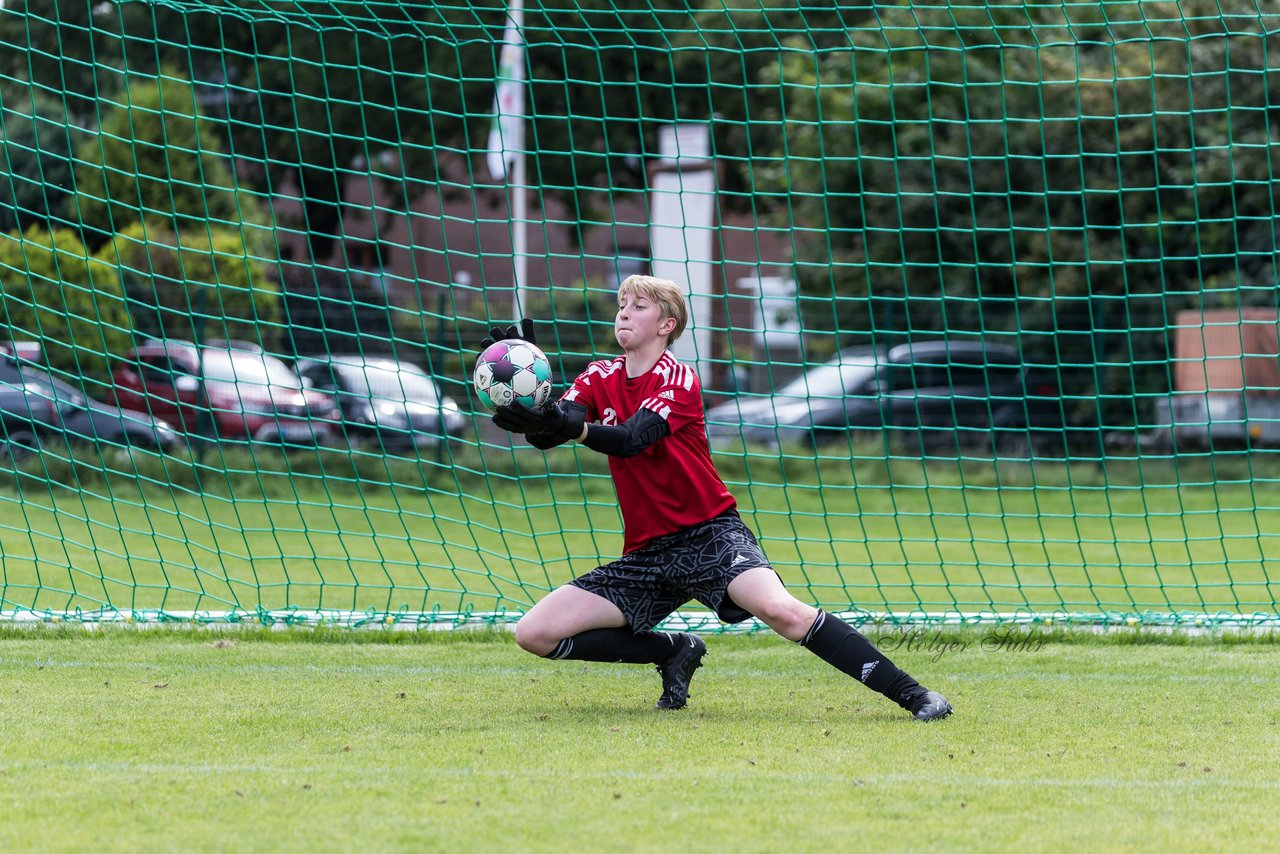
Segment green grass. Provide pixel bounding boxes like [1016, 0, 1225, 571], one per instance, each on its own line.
[0, 629, 1277, 851]
[2, 447, 1280, 621]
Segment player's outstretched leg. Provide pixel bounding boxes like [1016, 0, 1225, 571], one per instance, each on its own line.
[726, 568, 953, 721]
[514, 585, 705, 710]
[800, 610, 952, 721]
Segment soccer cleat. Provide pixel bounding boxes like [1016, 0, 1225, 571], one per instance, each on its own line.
[655, 633, 707, 710]
[906, 689, 953, 722]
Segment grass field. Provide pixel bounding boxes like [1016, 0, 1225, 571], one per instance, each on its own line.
[2, 448, 1279, 621]
[0, 628, 1277, 852]
[2, 449, 1278, 848]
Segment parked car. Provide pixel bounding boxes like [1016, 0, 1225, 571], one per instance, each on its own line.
[707, 341, 1076, 455]
[0, 355, 180, 463]
[295, 354, 466, 451]
[111, 341, 339, 445]
[708, 346, 884, 449]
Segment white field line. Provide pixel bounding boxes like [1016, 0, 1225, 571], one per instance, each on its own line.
[0, 760, 1277, 791]
[3, 609, 1279, 633]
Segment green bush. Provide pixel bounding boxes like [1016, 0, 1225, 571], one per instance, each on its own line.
[96, 222, 282, 350]
[72, 69, 271, 253]
[0, 225, 133, 387]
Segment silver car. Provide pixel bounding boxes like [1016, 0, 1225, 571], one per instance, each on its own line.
[296, 354, 466, 451]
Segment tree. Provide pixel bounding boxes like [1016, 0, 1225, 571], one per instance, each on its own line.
[750, 1, 1280, 425]
[0, 85, 85, 234]
[72, 70, 271, 252]
[0, 225, 133, 385]
[94, 222, 282, 350]
[0, 0, 108, 123]
[0, 0, 722, 252]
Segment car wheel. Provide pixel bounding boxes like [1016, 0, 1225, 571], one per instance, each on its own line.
[993, 429, 1032, 460]
[920, 429, 959, 456]
[120, 434, 171, 454]
[996, 427, 1070, 460]
[0, 429, 41, 466]
[807, 426, 848, 450]
[1032, 429, 1071, 459]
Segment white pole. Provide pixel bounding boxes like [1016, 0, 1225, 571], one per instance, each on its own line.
[487, 0, 527, 321]
[513, 112, 527, 322]
[508, 0, 527, 321]
[650, 123, 715, 385]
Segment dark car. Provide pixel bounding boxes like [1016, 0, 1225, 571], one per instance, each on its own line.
[295, 354, 466, 451]
[111, 340, 339, 445]
[707, 341, 1074, 455]
[0, 356, 180, 463]
[707, 346, 886, 449]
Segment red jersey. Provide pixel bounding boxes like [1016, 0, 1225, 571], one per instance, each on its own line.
[562, 350, 736, 553]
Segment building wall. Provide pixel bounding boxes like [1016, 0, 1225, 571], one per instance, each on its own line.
[271, 165, 796, 391]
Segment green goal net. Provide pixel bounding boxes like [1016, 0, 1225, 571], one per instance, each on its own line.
[1, 0, 1278, 630]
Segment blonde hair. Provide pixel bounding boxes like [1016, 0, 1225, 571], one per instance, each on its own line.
[617, 275, 689, 343]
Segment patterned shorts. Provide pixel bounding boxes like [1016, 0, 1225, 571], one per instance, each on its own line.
[570, 510, 774, 633]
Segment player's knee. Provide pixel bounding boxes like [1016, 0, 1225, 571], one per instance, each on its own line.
[753, 598, 817, 641]
[513, 617, 557, 657]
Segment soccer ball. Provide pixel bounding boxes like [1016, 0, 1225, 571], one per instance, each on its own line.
[473, 340, 554, 412]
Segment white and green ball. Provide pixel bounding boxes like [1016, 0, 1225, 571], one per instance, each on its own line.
[473, 340, 554, 412]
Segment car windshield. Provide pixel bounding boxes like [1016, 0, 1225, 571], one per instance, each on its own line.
[334, 361, 439, 404]
[201, 350, 302, 389]
[775, 357, 879, 398]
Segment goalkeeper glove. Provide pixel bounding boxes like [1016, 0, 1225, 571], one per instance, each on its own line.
[493, 400, 585, 445]
[480, 317, 537, 349]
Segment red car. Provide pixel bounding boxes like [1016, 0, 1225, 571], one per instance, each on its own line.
[112, 340, 340, 444]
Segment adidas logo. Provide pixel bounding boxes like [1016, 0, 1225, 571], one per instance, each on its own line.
[860, 661, 879, 682]
[659, 390, 676, 401]
[731, 554, 750, 566]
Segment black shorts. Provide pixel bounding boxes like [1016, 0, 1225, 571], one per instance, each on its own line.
[570, 510, 774, 633]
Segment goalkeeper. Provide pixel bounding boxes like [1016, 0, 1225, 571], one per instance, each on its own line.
[487, 276, 952, 721]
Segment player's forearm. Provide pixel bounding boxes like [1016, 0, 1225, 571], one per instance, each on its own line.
[580, 410, 669, 458]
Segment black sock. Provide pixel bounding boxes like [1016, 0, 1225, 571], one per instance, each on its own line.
[799, 611, 924, 709]
[546, 628, 679, 664]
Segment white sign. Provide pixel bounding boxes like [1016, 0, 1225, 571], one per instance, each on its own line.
[737, 276, 801, 350]
[650, 123, 714, 385]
